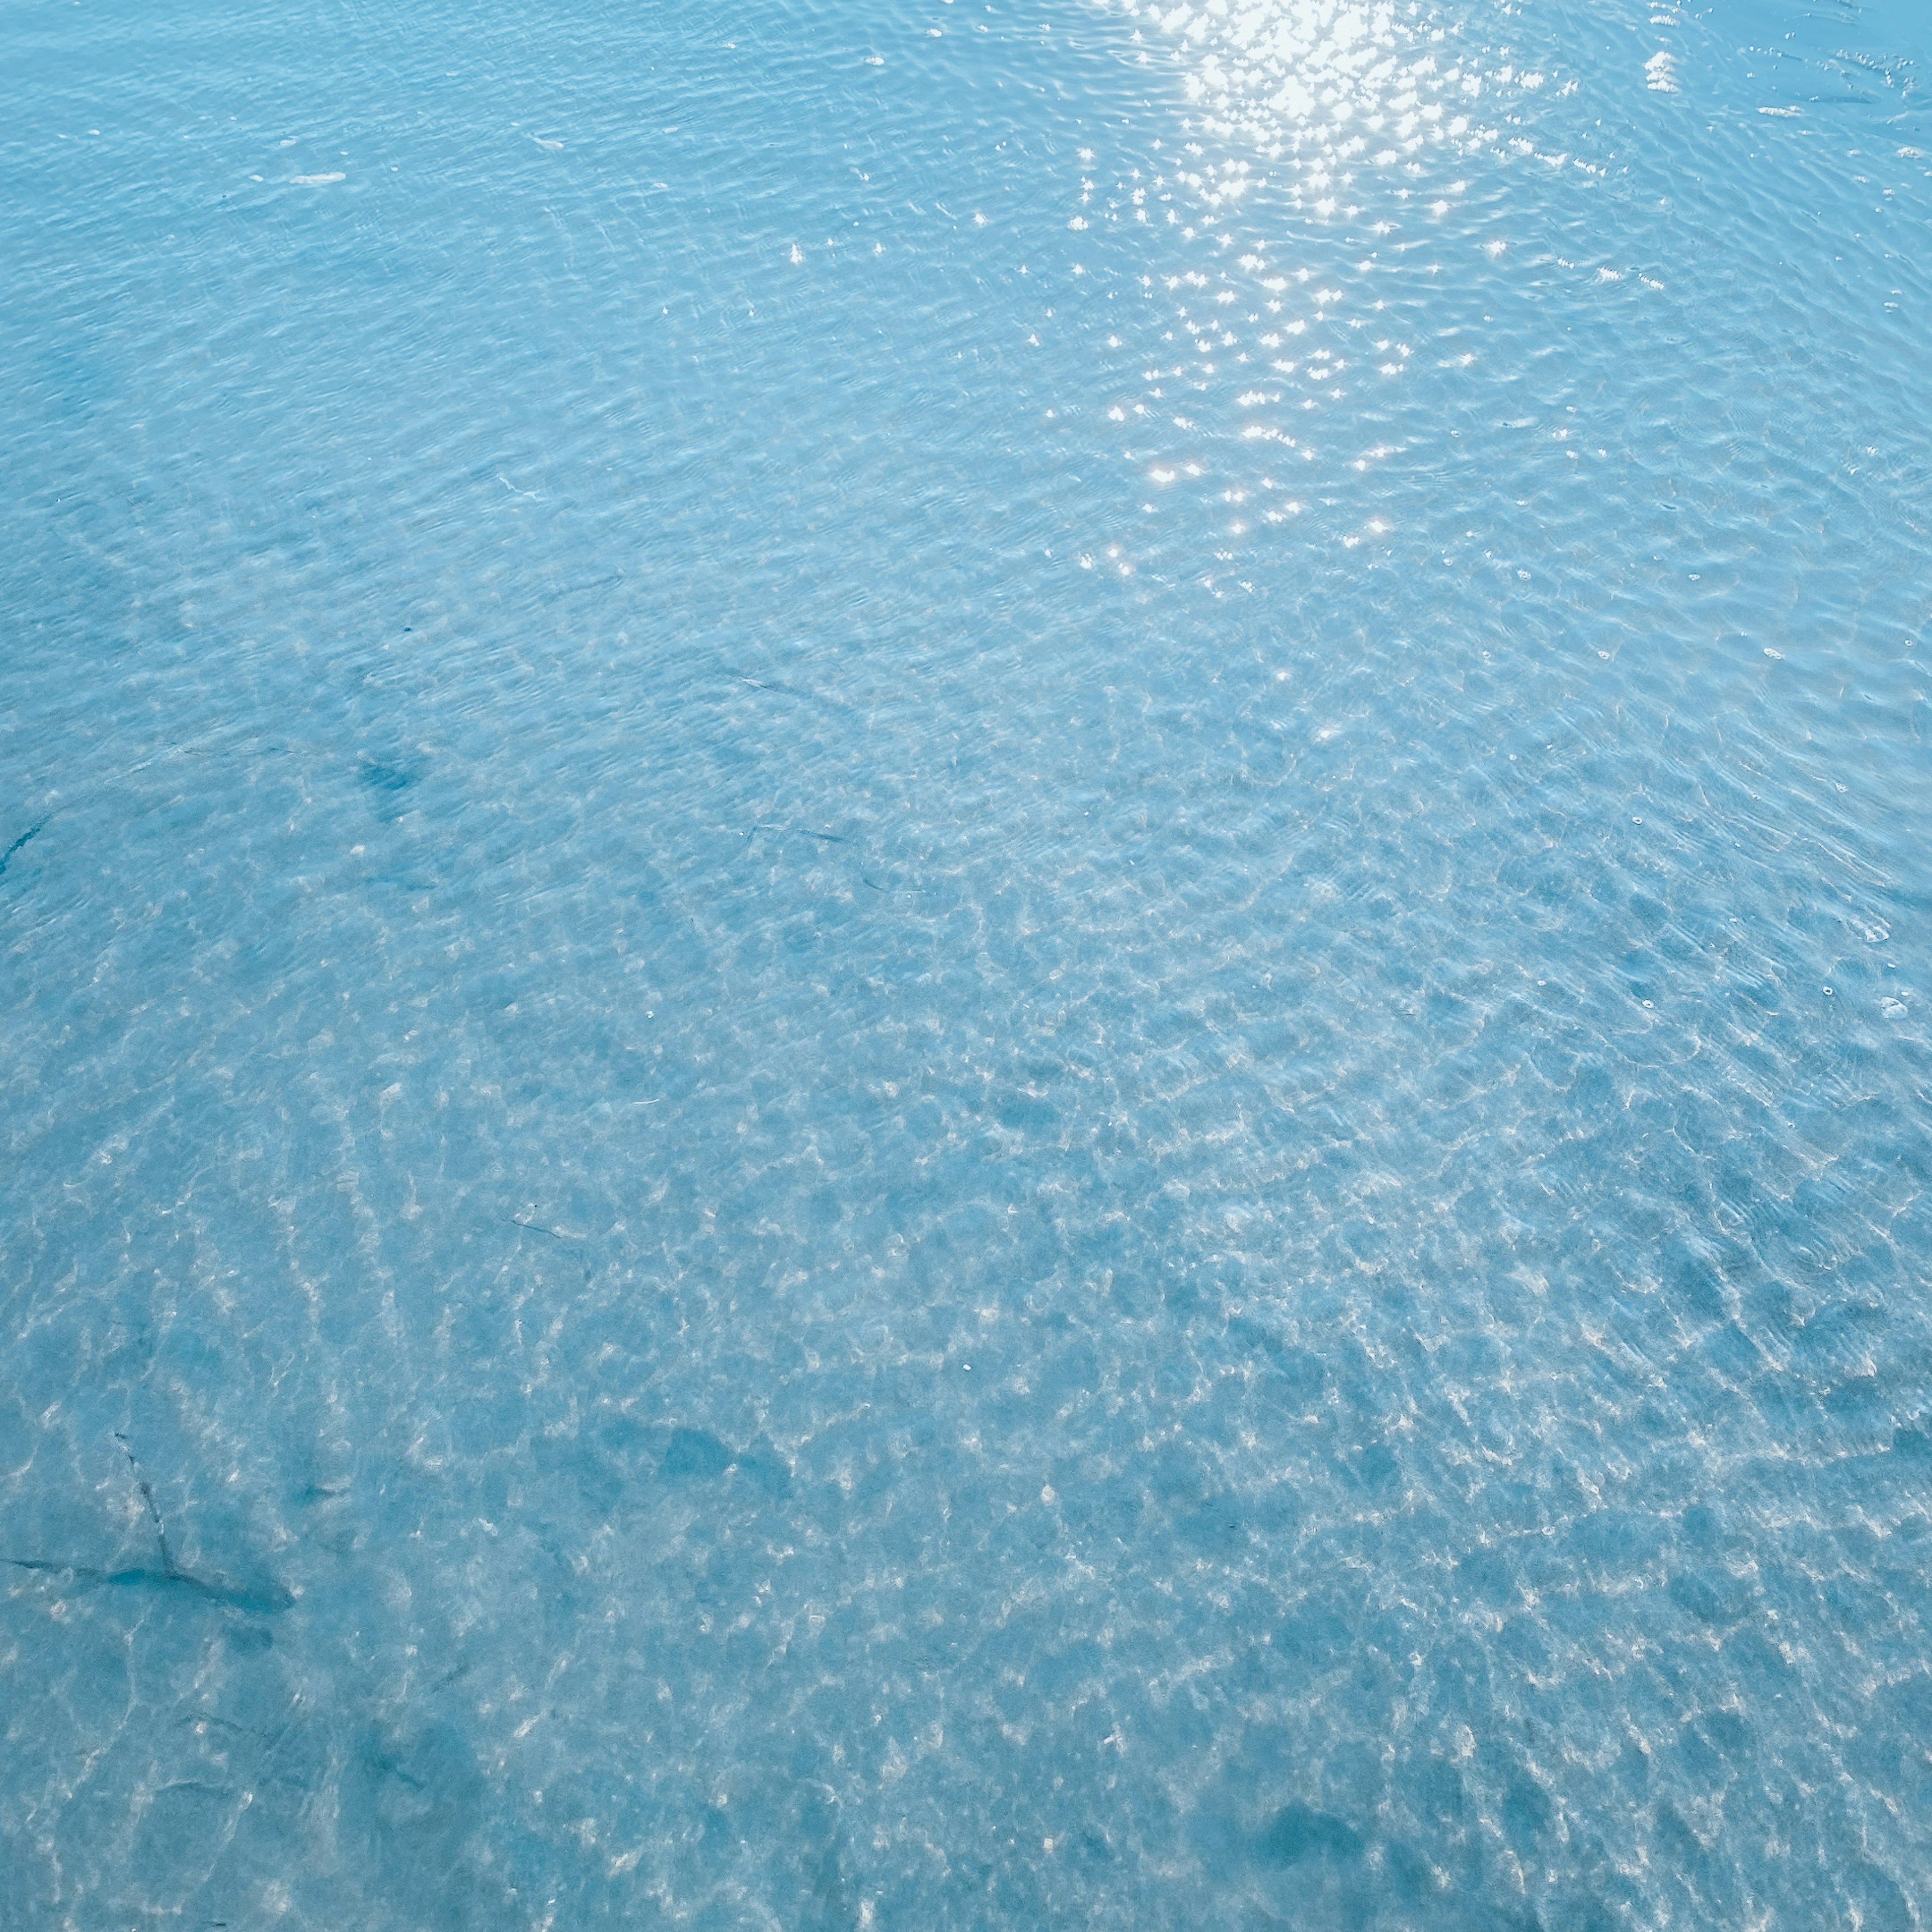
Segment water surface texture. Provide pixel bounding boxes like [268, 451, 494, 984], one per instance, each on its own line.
[5, 0, 1932, 1925]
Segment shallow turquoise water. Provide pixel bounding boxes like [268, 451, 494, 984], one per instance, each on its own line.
[4, 0, 1931, 1924]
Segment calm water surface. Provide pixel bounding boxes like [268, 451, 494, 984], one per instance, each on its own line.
[4, 0, 1931, 1924]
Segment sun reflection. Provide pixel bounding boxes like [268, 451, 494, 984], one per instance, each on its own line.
[1136, 0, 1509, 170]
[1060, 0, 1609, 583]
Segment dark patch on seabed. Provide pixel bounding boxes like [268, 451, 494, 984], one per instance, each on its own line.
[4, 1555, 293, 1618]
[0, 818, 46, 877]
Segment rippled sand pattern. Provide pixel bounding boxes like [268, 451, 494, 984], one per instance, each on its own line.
[3, 0, 1931, 1925]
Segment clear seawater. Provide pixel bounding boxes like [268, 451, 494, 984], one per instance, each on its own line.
[3, 0, 1930, 1923]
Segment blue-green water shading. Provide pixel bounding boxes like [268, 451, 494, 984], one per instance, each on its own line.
[3, 0, 1930, 1924]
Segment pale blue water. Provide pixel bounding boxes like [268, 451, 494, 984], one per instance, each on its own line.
[4, 0, 1930, 1923]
